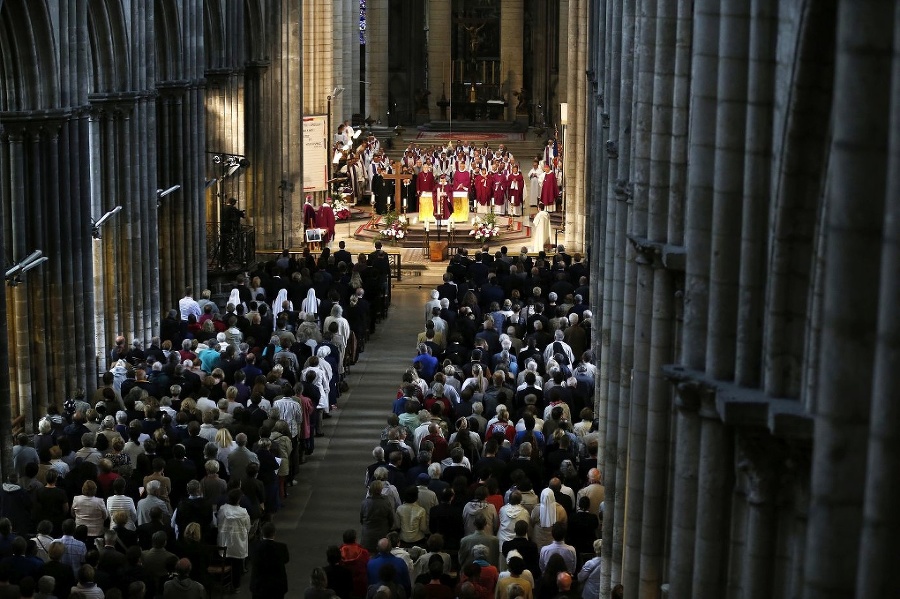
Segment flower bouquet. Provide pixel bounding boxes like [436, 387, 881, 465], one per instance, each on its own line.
[380, 210, 408, 242]
[469, 213, 500, 242]
[333, 196, 352, 220]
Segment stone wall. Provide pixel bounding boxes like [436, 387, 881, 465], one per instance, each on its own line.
[585, 1, 900, 598]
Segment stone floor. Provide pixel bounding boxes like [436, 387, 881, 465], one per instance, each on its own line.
[243, 282, 431, 596]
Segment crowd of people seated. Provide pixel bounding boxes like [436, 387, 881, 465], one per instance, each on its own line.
[0, 241, 397, 599]
[305, 245, 620, 599]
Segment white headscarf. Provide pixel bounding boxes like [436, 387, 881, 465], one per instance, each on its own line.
[302, 288, 319, 316]
[539, 488, 558, 528]
[272, 289, 291, 326]
[228, 289, 242, 310]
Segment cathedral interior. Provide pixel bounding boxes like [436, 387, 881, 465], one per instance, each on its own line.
[0, 1, 897, 597]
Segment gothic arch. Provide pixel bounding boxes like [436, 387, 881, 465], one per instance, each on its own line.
[155, 0, 183, 82]
[204, 0, 225, 70]
[763, 0, 838, 399]
[0, 0, 60, 111]
[86, 0, 130, 93]
[244, 0, 265, 62]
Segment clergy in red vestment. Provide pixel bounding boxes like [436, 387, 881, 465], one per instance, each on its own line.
[490, 168, 508, 215]
[540, 163, 560, 212]
[475, 166, 492, 214]
[452, 161, 472, 193]
[416, 162, 436, 200]
[303, 195, 317, 228]
[317, 197, 336, 245]
[434, 175, 452, 220]
[506, 164, 525, 216]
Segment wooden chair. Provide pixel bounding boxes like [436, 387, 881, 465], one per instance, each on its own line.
[206, 546, 233, 598]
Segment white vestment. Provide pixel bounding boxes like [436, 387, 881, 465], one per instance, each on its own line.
[531, 210, 551, 252]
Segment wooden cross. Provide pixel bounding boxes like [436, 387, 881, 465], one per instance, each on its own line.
[383, 166, 413, 211]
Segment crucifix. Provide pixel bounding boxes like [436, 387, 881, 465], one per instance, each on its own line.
[382, 163, 412, 213]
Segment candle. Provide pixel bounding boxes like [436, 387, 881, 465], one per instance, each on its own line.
[402, 197, 407, 209]
[425, 220, 429, 232]
[482, 61, 486, 83]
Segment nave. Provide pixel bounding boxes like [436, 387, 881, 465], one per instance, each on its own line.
[274, 285, 429, 591]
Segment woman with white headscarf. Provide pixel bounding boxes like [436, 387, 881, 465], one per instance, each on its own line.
[271, 288, 293, 328]
[531, 487, 566, 549]
[227, 288, 245, 312]
[301, 288, 320, 318]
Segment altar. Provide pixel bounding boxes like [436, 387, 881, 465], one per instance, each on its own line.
[417, 191, 470, 223]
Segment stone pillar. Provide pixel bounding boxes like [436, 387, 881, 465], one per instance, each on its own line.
[667, 381, 705, 599]
[706, 0, 750, 381]
[692, 394, 730, 599]
[803, 1, 892, 596]
[557, 0, 569, 106]
[857, 8, 900, 591]
[500, 0, 524, 122]
[427, 0, 451, 122]
[365, 0, 389, 123]
[332, 0, 345, 128]
[682, 0, 720, 371]
[738, 436, 779, 599]
[343, 0, 356, 119]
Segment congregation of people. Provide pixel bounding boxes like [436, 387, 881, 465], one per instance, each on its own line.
[0, 241, 399, 599]
[302, 244, 617, 599]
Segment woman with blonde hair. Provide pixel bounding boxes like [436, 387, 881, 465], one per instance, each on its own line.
[215, 428, 237, 473]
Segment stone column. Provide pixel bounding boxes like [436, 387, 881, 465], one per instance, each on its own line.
[343, 0, 356, 119]
[558, 0, 569, 106]
[857, 7, 900, 593]
[667, 382, 704, 599]
[705, 0, 750, 381]
[734, 0, 775, 388]
[500, 0, 524, 122]
[738, 436, 779, 599]
[365, 0, 389, 123]
[682, 0, 720, 371]
[803, 1, 892, 596]
[332, 0, 345, 128]
[692, 394, 730, 599]
[427, 0, 451, 122]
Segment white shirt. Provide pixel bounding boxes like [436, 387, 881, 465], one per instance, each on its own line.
[179, 296, 202, 321]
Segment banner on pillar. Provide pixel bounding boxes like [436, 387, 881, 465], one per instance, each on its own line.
[302, 115, 328, 192]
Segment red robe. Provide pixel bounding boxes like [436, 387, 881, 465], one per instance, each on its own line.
[434, 182, 452, 219]
[507, 171, 525, 206]
[490, 172, 507, 206]
[303, 202, 317, 228]
[317, 204, 336, 243]
[540, 171, 560, 207]
[416, 170, 436, 197]
[452, 168, 471, 192]
[475, 173, 491, 206]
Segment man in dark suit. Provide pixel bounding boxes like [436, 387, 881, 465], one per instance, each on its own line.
[250, 522, 290, 599]
[333, 240, 354, 268]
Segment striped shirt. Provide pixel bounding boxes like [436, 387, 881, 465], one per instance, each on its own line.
[272, 396, 304, 438]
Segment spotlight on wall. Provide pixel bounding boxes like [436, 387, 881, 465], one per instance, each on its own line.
[5, 250, 48, 286]
[92, 206, 123, 239]
[156, 185, 181, 207]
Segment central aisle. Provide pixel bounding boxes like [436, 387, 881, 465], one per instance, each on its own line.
[275, 284, 430, 592]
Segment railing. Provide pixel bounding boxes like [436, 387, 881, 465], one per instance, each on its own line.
[207, 223, 256, 271]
